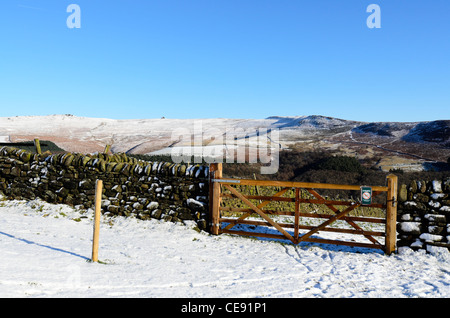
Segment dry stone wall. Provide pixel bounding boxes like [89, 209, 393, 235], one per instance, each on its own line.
[397, 178, 450, 253]
[0, 147, 210, 231]
[2, 145, 450, 254]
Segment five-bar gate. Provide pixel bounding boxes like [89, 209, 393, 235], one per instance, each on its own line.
[209, 163, 398, 254]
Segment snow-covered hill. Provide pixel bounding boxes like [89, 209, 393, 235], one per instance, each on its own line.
[1, 196, 449, 298]
[0, 114, 449, 165]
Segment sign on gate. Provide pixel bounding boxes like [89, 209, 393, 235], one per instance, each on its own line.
[361, 186, 372, 205]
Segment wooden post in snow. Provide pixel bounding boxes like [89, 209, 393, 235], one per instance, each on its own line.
[209, 163, 222, 235]
[91, 179, 103, 262]
[385, 174, 398, 255]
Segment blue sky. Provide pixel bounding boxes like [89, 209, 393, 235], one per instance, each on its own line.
[0, 1, 449, 122]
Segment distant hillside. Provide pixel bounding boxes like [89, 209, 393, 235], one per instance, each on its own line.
[402, 120, 450, 145]
[0, 114, 448, 171]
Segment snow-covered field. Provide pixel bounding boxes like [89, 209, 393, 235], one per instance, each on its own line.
[1, 196, 449, 298]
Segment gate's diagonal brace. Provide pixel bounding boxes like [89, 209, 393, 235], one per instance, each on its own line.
[306, 189, 382, 246]
[298, 203, 361, 243]
[223, 184, 296, 244]
[223, 187, 290, 231]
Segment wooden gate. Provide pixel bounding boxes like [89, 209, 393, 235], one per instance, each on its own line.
[209, 163, 398, 254]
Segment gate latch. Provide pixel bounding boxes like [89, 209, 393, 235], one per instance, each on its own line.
[212, 179, 241, 184]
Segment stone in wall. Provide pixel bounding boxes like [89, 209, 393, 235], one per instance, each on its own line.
[397, 178, 450, 253]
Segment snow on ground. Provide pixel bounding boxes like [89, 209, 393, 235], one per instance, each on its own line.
[0, 196, 449, 298]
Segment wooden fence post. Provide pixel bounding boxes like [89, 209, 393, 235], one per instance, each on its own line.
[34, 138, 42, 155]
[209, 163, 222, 235]
[91, 179, 103, 262]
[103, 144, 111, 154]
[385, 174, 398, 255]
[294, 188, 300, 244]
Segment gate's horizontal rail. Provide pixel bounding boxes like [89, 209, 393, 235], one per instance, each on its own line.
[298, 237, 384, 250]
[220, 207, 386, 224]
[220, 229, 384, 250]
[216, 178, 389, 192]
[220, 218, 385, 236]
[220, 194, 387, 209]
[220, 229, 289, 242]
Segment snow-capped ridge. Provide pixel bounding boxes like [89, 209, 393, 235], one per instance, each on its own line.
[0, 115, 448, 156]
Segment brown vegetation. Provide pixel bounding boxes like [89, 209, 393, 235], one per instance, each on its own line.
[223, 149, 450, 195]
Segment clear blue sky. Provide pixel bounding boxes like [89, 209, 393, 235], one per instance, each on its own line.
[1, 0, 449, 122]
